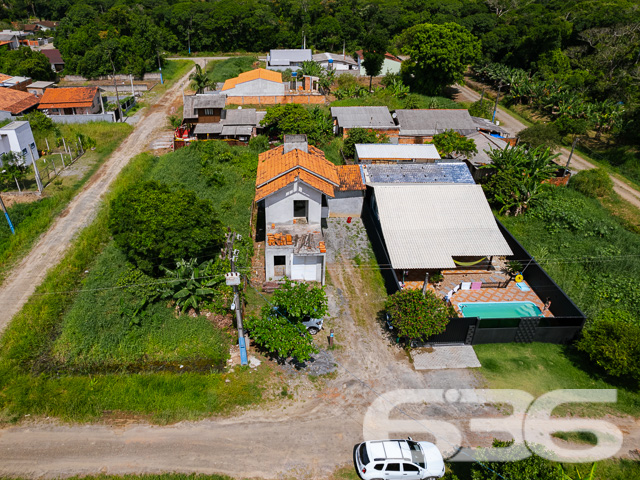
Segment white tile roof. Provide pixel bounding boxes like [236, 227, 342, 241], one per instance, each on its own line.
[374, 184, 513, 269]
[355, 143, 440, 160]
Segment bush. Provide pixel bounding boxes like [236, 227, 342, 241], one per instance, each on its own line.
[577, 312, 640, 384]
[108, 181, 224, 273]
[248, 134, 270, 153]
[570, 168, 613, 198]
[385, 289, 454, 343]
[517, 123, 561, 150]
[343, 127, 389, 158]
[468, 99, 492, 120]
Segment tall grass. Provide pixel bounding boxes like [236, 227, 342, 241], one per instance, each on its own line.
[0, 122, 132, 283]
[330, 93, 460, 110]
[205, 56, 258, 84]
[158, 60, 194, 91]
[0, 152, 266, 423]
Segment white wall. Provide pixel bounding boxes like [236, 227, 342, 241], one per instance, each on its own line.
[327, 191, 364, 216]
[265, 179, 323, 225]
[0, 122, 39, 165]
[226, 79, 285, 96]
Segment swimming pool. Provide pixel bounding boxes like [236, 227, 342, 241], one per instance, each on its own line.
[458, 301, 543, 319]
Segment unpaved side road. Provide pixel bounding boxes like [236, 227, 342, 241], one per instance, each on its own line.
[453, 84, 640, 210]
[0, 63, 197, 328]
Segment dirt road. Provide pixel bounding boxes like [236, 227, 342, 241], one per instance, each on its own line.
[0, 65, 196, 328]
[453, 84, 640, 209]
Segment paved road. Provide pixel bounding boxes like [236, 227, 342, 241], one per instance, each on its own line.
[0, 65, 196, 328]
[453, 84, 640, 209]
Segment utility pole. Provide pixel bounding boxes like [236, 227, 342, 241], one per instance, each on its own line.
[108, 50, 124, 122]
[225, 230, 248, 366]
[565, 136, 579, 170]
[157, 50, 164, 84]
[0, 193, 15, 234]
[492, 83, 502, 124]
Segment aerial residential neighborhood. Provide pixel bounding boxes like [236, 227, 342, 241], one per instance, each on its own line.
[0, 2, 639, 480]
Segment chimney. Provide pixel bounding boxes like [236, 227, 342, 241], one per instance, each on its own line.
[283, 134, 308, 154]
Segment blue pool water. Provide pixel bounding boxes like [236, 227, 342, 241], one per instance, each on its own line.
[458, 301, 543, 319]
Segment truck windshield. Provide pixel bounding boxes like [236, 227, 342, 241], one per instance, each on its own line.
[407, 441, 425, 468]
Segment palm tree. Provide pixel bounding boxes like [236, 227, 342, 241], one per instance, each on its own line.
[189, 64, 214, 94]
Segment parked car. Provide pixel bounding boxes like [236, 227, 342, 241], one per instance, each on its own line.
[354, 438, 445, 480]
[270, 307, 324, 335]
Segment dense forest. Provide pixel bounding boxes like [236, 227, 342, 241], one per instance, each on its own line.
[2, 0, 639, 143]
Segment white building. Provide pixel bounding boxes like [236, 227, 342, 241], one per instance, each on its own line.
[0, 121, 39, 166]
[312, 52, 359, 74]
[266, 49, 312, 71]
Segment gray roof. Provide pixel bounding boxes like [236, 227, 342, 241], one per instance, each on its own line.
[183, 94, 226, 119]
[373, 184, 513, 269]
[194, 123, 223, 134]
[363, 162, 474, 185]
[312, 52, 358, 66]
[471, 116, 509, 136]
[223, 108, 266, 126]
[269, 49, 312, 65]
[463, 131, 509, 166]
[0, 121, 28, 131]
[395, 109, 478, 136]
[0, 34, 17, 41]
[221, 125, 253, 136]
[355, 143, 440, 160]
[331, 106, 395, 129]
[28, 81, 54, 88]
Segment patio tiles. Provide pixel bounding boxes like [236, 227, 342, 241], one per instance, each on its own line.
[450, 280, 553, 318]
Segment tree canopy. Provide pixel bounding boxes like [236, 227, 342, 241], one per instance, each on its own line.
[0, 47, 54, 81]
[260, 104, 332, 145]
[108, 181, 224, 273]
[431, 130, 478, 158]
[385, 289, 453, 343]
[399, 22, 481, 94]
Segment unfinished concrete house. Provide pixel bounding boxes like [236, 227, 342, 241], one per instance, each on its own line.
[255, 135, 365, 284]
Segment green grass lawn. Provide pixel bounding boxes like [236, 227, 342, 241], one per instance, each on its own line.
[0, 147, 267, 423]
[159, 59, 194, 90]
[51, 244, 230, 371]
[0, 122, 132, 284]
[475, 343, 640, 417]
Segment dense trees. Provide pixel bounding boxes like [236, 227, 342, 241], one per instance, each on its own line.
[0, 47, 54, 81]
[398, 22, 481, 94]
[108, 181, 224, 273]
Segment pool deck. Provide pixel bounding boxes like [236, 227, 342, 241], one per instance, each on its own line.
[449, 280, 553, 318]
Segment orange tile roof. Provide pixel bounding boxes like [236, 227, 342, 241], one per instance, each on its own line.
[257, 145, 339, 186]
[255, 169, 336, 201]
[38, 87, 98, 109]
[255, 144, 339, 201]
[0, 73, 11, 81]
[336, 165, 365, 191]
[222, 68, 282, 91]
[0, 88, 39, 114]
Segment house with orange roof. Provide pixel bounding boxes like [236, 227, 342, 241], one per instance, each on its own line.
[0, 88, 39, 115]
[256, 135, 364, 284]
[38, 86, 101, 115]
[221, 68, 285, 96]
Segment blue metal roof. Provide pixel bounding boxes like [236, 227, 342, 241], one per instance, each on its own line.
[363, 162, 475, 185]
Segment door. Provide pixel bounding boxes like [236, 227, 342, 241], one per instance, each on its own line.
[383, 463, 402, 480]
[401, 462, 421, 480]
[291, 256, 320, 281]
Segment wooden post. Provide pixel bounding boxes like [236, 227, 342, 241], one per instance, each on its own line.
[59, 152, 66, 168]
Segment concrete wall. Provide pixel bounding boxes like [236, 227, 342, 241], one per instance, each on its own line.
[64, 72, 162, 82]
[0, 111, 13, 121]
[264, 179, 323, 225]
[361, 58, 401, 77]
[264, 249, 324, 283]
[225, 94, 325, 106]
[327, 190, 364, 216]
[49, 112, 116, 124]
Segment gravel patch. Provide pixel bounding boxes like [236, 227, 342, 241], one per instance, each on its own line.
[282, 349, 337, 376]
[323, 217, 371, 262]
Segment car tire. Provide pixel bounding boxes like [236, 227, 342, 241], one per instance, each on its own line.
[307, 327, 320, 335]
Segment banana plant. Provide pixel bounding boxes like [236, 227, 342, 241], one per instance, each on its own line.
[558, 462, 597, 480]
[160, 258, 227, 314]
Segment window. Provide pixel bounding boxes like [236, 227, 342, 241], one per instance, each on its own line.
[274, 256, 286, 266]
[293, 200, 308, 218]
[373, 464, 384, 471]
[203, 108, 216, 116]
[385, 463, 401, 472]
[403, 463, 419, 472]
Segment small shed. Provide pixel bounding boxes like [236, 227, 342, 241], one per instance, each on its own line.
[355, 144, 441, 163]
